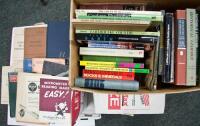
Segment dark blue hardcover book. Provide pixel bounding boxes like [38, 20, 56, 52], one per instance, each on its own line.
[46, 21, 69, 58]
[23, 58, 32, 72]
[162, 13, 174, 83]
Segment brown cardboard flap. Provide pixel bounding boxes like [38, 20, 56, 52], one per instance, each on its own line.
[71, 86, 200, 94]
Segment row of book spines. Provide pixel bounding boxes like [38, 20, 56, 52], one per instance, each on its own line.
[84, 66, 150, 74]
[174, 9, 198, 86]
[80, 61, 144, 68]
[82, 69, 135, 80]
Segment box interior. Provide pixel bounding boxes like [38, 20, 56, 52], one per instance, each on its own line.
[69, 0, 200, 94]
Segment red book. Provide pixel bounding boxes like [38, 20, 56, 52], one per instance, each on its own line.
[175, 10, 186, 85]
[83, 69, 135, 80]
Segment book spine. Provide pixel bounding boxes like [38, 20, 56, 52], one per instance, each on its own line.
[76, 29, 160, 36]
[196, 10, 200, 85]
[82, 55, 133, 62]
[170, 13, 175, 83]
[186, 9, 197, 86]
[80, 61, 144, 68]
[85, 66, 150, 74]
[77, 34, 157, 43]
[75, 77, 139, 91]
[175, 10, 187, 85]
[76, 9, 162, 16]
[80, 47, 144, 58]
[79, 4, 146, 10]
[88, 43, 130, 49]
[118, 62, 144, 68]
[83, 69, 135, 80]
[162, 13, 173, 83]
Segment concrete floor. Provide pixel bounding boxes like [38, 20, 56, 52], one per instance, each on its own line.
[0, 0, 200, 126]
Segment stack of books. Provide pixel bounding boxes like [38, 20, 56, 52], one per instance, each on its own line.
[1, 22, 81, 126]
[73, 7, 163, 91]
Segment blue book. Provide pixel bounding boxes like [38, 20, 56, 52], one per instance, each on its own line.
[23, 58, 32, 72]
[46, 21, 69, 58]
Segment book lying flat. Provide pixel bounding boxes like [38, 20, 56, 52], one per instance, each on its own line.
[24, 27, 47, 58]
[80, 47, 144, 58]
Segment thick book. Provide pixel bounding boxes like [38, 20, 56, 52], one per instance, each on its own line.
[85, 66, 150, 74]
[75, 77, 139, 91]
[80, 61, 144, 68]
[24, 27, 47, 58]
[8, 72, 18, 118]
[46, 21, 69, 58]
[162, 13, 174, 83]
[80, 47, 144, 58]
[175, 10, 187, 85]
[82, 55, 133, 62]
[83, 69, 135, 80]
[39, 77, 71, 125]
[186, 9, 197, 86]
[75, 9, 163, 22]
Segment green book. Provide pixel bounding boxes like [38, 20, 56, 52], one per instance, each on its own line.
[82, 55, 133, 62]
[8, 72, 18, 118]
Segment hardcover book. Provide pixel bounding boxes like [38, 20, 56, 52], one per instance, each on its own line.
[46, 21, 69, 58]
[175, 10, 187, 85]
[162, 13, 174, 83]
[24, 27, 47, 58]
[186, 9, 197, 86]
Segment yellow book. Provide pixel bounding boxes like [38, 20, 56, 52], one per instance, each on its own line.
[85, 66, 150, 74]
[80, 61, 117, 68]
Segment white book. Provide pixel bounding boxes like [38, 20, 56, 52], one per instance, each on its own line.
[76, 9, 162, 16]
[186, 9, 197, 86]
[80, 47, 144, 58]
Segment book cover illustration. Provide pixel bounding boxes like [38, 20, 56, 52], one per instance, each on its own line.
[39, 78, 71, 125]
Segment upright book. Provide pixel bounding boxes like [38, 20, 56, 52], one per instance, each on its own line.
[174, 10, 187, 85]
[46, 21, 69, 58]
[162, 13, 174, 83]
[24, 27, 47, 58]
[186, 9, 197, 86]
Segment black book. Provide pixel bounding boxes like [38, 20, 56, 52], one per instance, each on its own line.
[162, 13, 174, 83]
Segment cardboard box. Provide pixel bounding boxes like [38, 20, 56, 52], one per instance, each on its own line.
[69, 0, 200, 94]
[93, 93, 165, 114]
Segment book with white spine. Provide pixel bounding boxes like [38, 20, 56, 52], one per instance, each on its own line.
[80, 47, 144, 58]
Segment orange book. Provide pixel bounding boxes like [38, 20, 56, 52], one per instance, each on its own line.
[24, 27, 47, 58]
